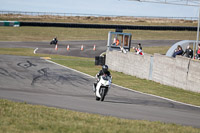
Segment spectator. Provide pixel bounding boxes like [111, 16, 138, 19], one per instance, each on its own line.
[172, 45, 183, 57]
[182, 45, 193, 58]
[133, 43, 143, 55]
[195, 43, 200, 60]
[112, 37, 119, 46]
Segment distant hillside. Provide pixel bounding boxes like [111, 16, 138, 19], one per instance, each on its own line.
[0, 13, 197, 27]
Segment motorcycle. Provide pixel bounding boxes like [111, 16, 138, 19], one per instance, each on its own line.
[50, 39, 57, 45]
[93, 75, 112, 101]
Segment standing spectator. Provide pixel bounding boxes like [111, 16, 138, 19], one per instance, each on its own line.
[112, 37, 119, 46]
[133, 43, 143, 55]
[182, 45, 193, 58]
[172, 45, 183, 57]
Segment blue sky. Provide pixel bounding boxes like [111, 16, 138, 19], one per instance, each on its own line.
[0, 0, 199, 18]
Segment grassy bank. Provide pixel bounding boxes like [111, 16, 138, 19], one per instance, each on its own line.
[0, 48, 200, 106]
[0, 14, 197, 27]
[1, 99, 200, 133]
[0, 26, 197, 41]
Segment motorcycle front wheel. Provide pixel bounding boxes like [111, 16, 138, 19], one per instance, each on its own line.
[100, 87, 108, 101]
[96, 96, 100, 101]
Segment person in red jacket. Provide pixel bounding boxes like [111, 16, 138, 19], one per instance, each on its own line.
[133, 43, 143, 55]
[195, 44, 200, 59]
[112, 37, 120, 46]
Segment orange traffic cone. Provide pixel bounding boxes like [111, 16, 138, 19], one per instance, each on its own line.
[81, 45, 84, 51]
[93, 44, 96, 51]
[67, 45, 70, 51]
[55, 44, 58, 51]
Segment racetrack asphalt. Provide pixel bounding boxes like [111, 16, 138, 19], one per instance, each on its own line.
[0, 40, 179, 58]
[0, 54, 200, 128]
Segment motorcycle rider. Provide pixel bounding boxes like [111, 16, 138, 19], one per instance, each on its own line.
[53, 37, 58, 44]
[50, 37, 58, 45]
[93, 65, 111, 93]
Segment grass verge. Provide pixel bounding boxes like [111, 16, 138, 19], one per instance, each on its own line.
[0, 48, 200, 106]
[1, 99, 200, 133]
[0, 26, 197, 41]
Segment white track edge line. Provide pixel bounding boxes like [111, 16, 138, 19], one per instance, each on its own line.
[34, 48, 38, 54]
[45, 59, 200, 109]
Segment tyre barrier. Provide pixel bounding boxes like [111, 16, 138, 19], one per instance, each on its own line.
[20, 22, 197, 31]
[95, 56, 106, 66]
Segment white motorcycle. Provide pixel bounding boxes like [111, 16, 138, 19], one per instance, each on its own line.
[93, 75, 112, 101]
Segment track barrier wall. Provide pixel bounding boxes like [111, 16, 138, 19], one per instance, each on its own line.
[20, 22, 197, 31]
[106, 51, 200, 93]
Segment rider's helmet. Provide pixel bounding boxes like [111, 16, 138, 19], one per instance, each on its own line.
[102, 65, 108, 73]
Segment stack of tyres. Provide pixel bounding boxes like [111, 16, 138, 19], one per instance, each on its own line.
[95, 56, 105, 66]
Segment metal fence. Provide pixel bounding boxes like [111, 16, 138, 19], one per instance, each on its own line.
[0, 10, 198, 20]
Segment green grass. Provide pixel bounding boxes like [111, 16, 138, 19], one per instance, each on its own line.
[130, 46, 170, 55]
[0, 27, 111, 41]
[0, 48, 200, 107]
[0, 27, 198, 41]
[143, 46, 171, 55]
[1, 99, 200, 133]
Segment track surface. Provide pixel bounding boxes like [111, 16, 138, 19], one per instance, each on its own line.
[0, 54, 200, 128]
[0, 40, 179, 58]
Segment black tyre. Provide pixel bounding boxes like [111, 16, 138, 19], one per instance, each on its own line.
[100, 88, 107, 101]
[96, 96, 100, 101]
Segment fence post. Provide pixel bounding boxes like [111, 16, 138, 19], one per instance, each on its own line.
[148, 55, 154, 80]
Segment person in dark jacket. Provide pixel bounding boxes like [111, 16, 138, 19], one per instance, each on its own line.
[172, 45, 183, 57]
[182, 45, 193, 58]
[50, 37, 58, 45]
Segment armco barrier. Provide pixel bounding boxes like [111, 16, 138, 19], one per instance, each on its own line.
[106, 51, 200, 93]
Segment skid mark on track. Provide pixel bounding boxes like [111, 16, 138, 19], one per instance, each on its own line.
[31, 67, 90, 87]
[0, 67, 25, 79]
[17, 60, 37, 69]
